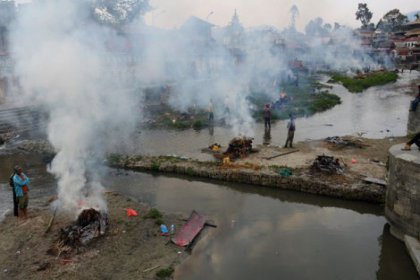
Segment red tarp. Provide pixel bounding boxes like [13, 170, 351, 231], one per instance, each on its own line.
[171, 211, 206, 247]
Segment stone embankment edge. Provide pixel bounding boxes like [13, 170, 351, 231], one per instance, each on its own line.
[109, 156, 385, 204]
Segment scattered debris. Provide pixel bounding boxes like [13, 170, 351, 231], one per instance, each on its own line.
[126, 208, 138, 217]
[143, 265, 160, 273]
[209, 143, 221, 152]
[278, 168, 292, 177]
[362, 177, 387, 187]
[311, 155, 343, 174]
[160, 224, 169, 236]
[325, 136, 368, 149]
[202, 143, 222, 154]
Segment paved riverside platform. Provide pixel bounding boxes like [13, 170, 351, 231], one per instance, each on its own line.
[405, 235, 420, 276]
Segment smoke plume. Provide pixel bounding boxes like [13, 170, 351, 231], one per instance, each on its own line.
[11, 0, 139, 213]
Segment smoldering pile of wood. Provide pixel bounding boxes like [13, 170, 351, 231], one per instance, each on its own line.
[311, 155, 343, 174]
[59, 208, 108, 248]
[223, 137, 253, 160]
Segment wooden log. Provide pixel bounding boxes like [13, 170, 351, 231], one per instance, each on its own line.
[143, 265, 160, 273]
[45, 207, 58, 234]
[265, 149, 299, 160]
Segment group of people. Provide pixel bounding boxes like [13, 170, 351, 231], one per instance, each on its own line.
[9, 165, 30, 220]
[263, 103, 296, 148]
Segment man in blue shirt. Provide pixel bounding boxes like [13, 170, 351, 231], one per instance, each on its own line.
[12, 166, 30, 219]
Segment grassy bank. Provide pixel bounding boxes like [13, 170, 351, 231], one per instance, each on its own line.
[330, 71, 398, 93]
[250, 74, 342, 122]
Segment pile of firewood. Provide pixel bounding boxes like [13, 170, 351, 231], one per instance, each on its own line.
[224, 137, 253, 160]
[58, 208, 108, 248]
[311, 155, 343, 174]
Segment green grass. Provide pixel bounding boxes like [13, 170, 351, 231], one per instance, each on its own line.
[156, 267, 174, 278]
[331, 71, 398, 93]
[150, 160, 160, 171]
[144, 208, 163, 220]
[192, 120, 204, 130]
[249, 74, 342, 122]
[308, 92, 342, 113]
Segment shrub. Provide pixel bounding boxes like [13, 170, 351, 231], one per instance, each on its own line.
[144, 208, 163, 220]
[156, 267, 174, 278]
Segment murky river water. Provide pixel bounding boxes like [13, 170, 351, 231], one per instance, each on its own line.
[126, 72, 420, 160]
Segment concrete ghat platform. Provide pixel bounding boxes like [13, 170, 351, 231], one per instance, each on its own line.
[405, 235, 420, 276]
[386, 144, 420, 277]
[386, 144, 420, 239]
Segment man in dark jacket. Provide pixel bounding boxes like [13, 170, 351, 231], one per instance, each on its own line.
[9, 170, 18, 217]
[284, 113, 296, 148]
[409, 85, 420, 112]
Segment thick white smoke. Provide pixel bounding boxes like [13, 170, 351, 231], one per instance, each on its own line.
[11, 0, 139, 213]
[9, 1, 391, 214]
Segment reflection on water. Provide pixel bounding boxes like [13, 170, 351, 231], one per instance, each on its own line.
[121, 72, 420, 160]
[104, 171, 418, 280]
[263, 129, 271, 146]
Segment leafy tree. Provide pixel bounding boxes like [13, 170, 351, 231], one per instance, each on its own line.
[376, 9, 408, 31]
[305, 17, 330, 37]
[90, 0, 151, 26]
[415, 13, 420, 20]
[355, 3, 373, 29]
[289, 5, 299, 30]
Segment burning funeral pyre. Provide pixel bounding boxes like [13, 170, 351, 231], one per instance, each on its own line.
[58, 208, 108, 249]
[311, 155, 343, 174]
[215, 137, 254, 161]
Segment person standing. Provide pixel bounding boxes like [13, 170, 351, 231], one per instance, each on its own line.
[9, 170, 18, 217]
[263, 103, 271, 130]
[284, 114, 296, 148]
[208, 99, 214, 123]
[12, 166, 30, 219]
[409, 85, 420, 112]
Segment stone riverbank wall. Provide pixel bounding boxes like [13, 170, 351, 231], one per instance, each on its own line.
[386, 144, 420, 239]
[408, 108, 420, 135]
[109, 155, 385, 204]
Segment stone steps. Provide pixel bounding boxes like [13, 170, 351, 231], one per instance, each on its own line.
[0, 105, 43, 135]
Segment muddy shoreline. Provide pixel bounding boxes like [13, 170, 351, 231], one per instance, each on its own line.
[0, 192, 186, 280]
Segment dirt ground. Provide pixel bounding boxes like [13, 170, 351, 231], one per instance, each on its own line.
[237, 136, 409, 180]
[0, 192, 187, 280]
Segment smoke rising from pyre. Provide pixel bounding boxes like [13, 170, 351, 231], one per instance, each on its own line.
[9, 1, 388, 213]
[11, 0, 140, 213]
